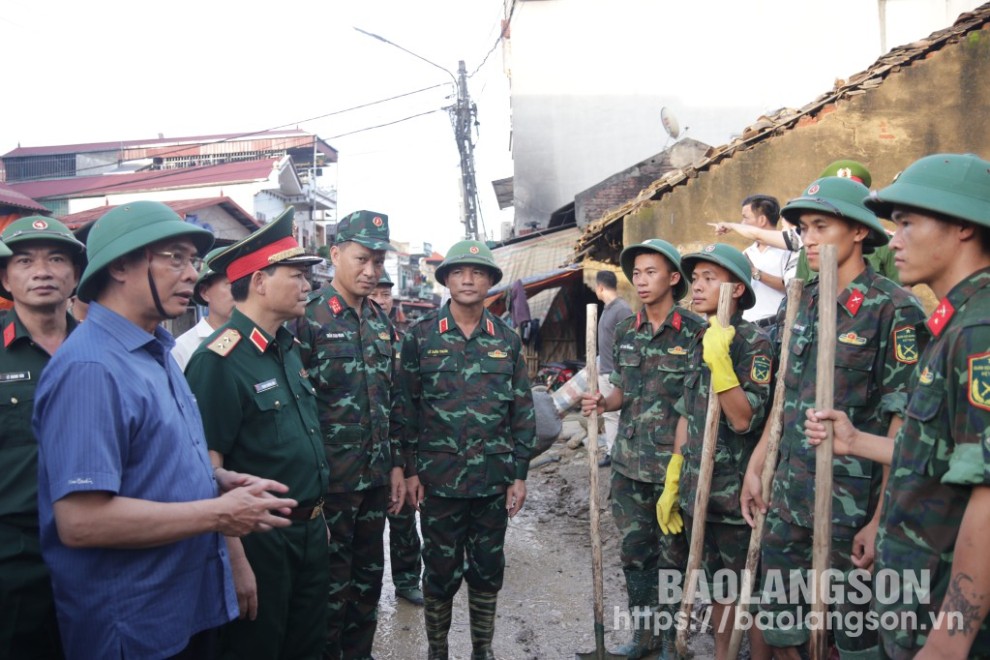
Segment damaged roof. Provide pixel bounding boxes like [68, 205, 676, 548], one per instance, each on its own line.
[575, 2, 990, 260]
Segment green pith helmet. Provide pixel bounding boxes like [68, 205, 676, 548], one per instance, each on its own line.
[77, 201, 215, 303]
[681, 243, 756, 310]
[334, 210, 395, 252]
[192, 246, 228, 306]
[0, 216, 86, 300]
[435, 240, 503, 286]
[377, 271, 394, 288]
[619, 238, 689, 300]
[0, 242, 10, 259]
[820, 160, 872, 188]
[865, 153, 990, 228]
[781, 177, 889, 253]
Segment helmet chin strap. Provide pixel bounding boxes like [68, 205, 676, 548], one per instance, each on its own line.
[146, 256, 174, 320]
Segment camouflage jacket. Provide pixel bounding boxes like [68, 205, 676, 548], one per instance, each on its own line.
[291, 282, 401, 493]
[771, 267, 927, 535]
[675, 313, 773, 525]
[609, 306, 705, 484]
[876, 267, 990, 655]
[394, 303, 535, 498]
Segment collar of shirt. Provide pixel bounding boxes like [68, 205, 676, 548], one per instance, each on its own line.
[633, 306, 682, 335]
[927, 265, 990, 337]
[226, 307, 293, 354]
[437, 300, 496, 337]
[87, 302, 175, 364]
[3, 308, 77, 349]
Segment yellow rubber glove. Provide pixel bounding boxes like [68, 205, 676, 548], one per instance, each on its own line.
[656, 454, 684, 535]
[703, 316, 739, 393]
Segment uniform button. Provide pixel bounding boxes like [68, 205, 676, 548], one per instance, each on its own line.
[10, 397, 17, 405]
[275, 401, 281, 409]
[296, 394, 300, 399]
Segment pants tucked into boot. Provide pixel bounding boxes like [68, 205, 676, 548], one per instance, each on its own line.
[468, 589, 498, 660]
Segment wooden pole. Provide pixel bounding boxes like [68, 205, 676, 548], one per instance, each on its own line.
[584, 304, 609, 656]
[726, 278, 805, 658]
[811, 245, 838, 660]
[676, 283, 735, 657]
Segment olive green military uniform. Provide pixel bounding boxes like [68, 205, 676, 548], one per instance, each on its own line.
[676, 311, 773, 585]
[291, 210, 402, 659]
[187, 308, 330, 660]
[0, 310, 74, 660]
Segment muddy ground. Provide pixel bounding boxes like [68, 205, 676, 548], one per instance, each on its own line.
[373, 413, 722, 659]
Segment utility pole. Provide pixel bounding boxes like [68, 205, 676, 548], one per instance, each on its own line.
[453, 60, 480, 240]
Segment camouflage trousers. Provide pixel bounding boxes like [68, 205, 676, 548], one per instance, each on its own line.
[219, 514, 329, 660]
[387, 503, 423, 592]
[324, 486, 387, 660]
[760, 508, 876, 657]
[611, 472, 687, 612]
[0, 523, 62, 660]
[420, 492, 508, 600]
[681, 513, 750, 597]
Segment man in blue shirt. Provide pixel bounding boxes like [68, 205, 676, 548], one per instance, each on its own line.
[33, 201, 298, 660]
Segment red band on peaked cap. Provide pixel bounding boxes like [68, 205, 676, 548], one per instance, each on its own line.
[225, 236, 301, 281]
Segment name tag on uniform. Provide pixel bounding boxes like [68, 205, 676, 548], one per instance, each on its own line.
[254, 379, 278, 393]
[324, 332, 346, 340]
[426, 348, 449, 356]
[0, 371, 30, 383]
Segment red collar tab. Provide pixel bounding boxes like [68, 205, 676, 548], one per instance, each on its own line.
[3, 322, 14, 348]
[328, 296, 344, 315]
[249, 327, 269, 353]
[485, 318, 495, 335]
[671, 311, 682, 331]
[927, 298, 956, 337]
[844, 289, 865, 316]
[439, 317, 450, 333]
[225, 236, 302, 282]
[635, 310, 645, 328]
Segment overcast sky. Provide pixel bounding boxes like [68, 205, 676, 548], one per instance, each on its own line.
[1, 0, 983, 254]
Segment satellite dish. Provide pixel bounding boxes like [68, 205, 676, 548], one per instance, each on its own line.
[661, 106, 681, 140]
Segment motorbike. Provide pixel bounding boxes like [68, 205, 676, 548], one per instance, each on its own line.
[536, 359, 586, 392]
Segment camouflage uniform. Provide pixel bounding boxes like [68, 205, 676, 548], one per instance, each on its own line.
[875, 268, 990, 657]
[675, 312, 772, 587]
[293, 281, 402, 659]
[0, 310, 73, 660]
[395, 302, 534, 596]
[610, 306, 704, 618]
[760, 267, 927, 654]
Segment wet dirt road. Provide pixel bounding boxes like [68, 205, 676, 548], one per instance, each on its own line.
[372, 416, 719, 659]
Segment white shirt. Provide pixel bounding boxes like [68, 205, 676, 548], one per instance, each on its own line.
[743, 243, 797, 322]
[171, 317, 216, 371]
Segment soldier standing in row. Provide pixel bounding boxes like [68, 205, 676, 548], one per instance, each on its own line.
[0, 218, 83, 659]
[806, 153, 990, 657]
[658, 243, 773, 660]
[582, 239, 705, 658]
[396, 240, 534, 660]
[292, 210, 405, 659]
[369, 271, 425, 606]
[186, 208, 330, 659]
[740, 177, 927, 658]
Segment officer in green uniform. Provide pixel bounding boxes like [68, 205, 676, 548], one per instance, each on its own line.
[185, 208, 331, 660]
[395, 240, 534, 660]
[369, 271, 424, 606]
[291, 210, 405, 660]
[657, 243, 773, 660]
[805, 153, 990, 657]
[0, 217, 84, 659]
[581, 239, 705, 659]
[740, 176, 928, 658]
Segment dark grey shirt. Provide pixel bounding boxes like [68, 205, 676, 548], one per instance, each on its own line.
[597, 296, 633, 375]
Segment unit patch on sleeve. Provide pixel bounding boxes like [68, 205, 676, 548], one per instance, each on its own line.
[968, 351, 990, 411]
[750, 355, 772, 385]
[893, 326, 919, 364]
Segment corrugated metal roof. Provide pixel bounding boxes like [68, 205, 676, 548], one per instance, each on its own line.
[6, 158, 283, 201]
[575, 2, 990, 259]
[59, 197, 263, 232]
[0, 182, 49, 213]
[490, 226, 583, 320]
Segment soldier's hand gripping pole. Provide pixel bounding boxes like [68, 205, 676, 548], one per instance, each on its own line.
[811, 245, 838, 660]
[676, 283, 734, 658]
[726, 278, 804, 659]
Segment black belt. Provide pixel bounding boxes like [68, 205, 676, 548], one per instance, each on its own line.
[282, 498, 324, 521]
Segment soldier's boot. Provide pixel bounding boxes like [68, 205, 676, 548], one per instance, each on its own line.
[614, 570, 661, 659]
[468, 588, 499, 660]
[657, 627, 678, 660]
[424, 596, 453, 660]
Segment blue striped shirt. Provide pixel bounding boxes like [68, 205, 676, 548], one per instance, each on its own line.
[34, 302, 237, 659]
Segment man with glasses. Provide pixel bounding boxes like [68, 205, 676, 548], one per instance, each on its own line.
[738, 194, 798, 327]
[739, 178, 927, 659]
[0, 217, 81, 659]
[33, 201, 296, 659]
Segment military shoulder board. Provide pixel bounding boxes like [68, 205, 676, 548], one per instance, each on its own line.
[207, 329, 242, 357]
